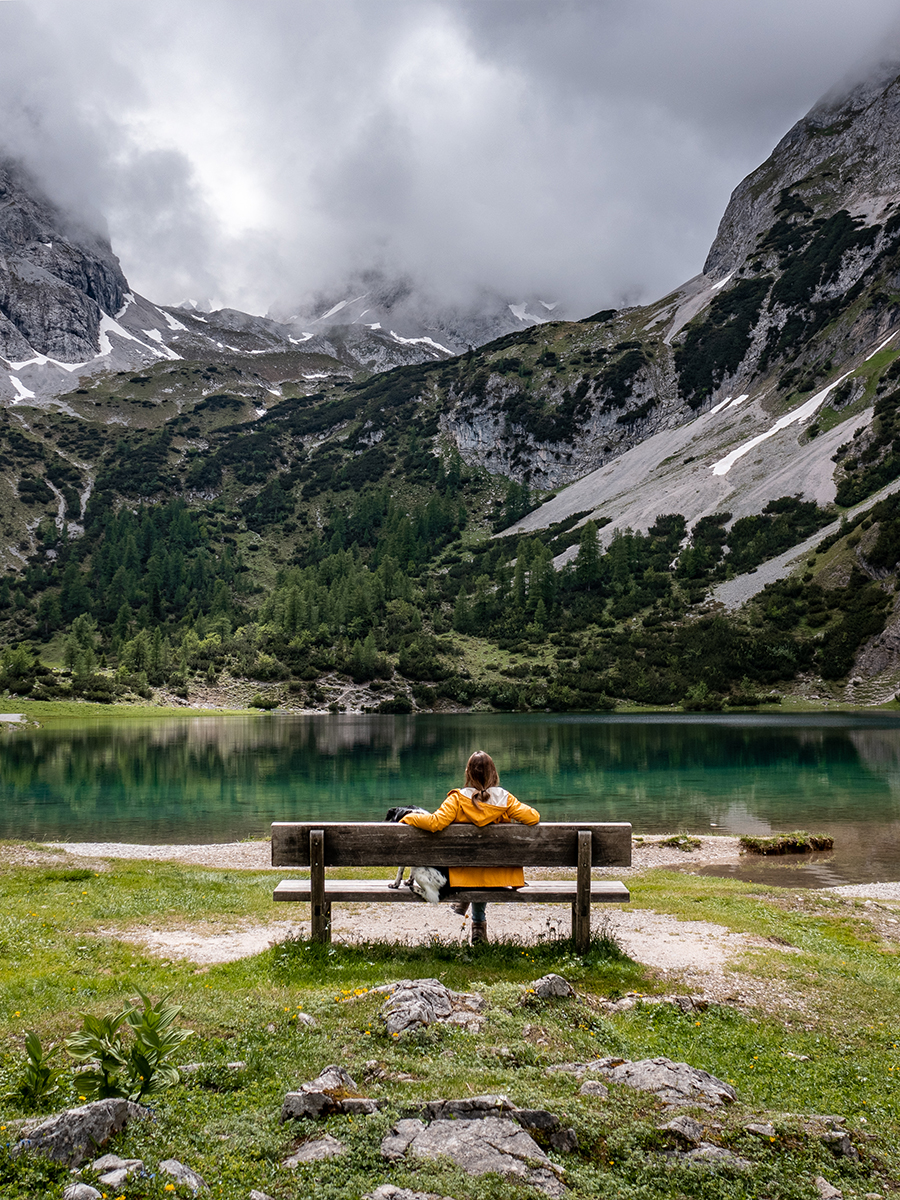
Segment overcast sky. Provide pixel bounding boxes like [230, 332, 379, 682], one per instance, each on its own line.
[2, 0, 900, 318]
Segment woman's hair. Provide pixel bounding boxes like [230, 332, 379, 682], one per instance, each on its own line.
[465, 751, 499, 805]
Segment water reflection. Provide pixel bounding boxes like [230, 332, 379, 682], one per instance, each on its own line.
[2, 712, 900, 883]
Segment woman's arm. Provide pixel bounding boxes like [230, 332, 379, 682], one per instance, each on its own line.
[399, 792, 460, 832]
[508, 796, 540, 825]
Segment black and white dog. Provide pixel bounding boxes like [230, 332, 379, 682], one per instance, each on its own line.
[384, 806, 449, 905]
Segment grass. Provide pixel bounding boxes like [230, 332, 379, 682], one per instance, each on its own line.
[1, 853, 900, 1197]
[739, 832, 835, 856]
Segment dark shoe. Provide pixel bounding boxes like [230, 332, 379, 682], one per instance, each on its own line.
[471, 921, 488, 943]
[451, 901, 469, 917]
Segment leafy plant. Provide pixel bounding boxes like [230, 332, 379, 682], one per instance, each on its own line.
[6, 1032, 65, 1109]
[739, 831, 834, 855]
[65, 988, 193, 1100]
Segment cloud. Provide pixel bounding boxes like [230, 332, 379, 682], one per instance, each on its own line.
[1, 0, 899, 317]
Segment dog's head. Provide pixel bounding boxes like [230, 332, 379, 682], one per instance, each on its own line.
[384, 806, 428, 823]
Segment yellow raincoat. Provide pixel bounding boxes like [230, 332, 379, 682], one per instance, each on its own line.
[399, 786, 540, 888]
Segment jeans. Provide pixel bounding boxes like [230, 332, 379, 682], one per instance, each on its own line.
[471, 901, 487, 923]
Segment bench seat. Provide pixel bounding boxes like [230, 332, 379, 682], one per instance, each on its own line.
[274, 879, 631, 904]
[271, 819, 632, 951]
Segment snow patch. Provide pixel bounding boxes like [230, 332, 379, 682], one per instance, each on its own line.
[388, 330, 451, 354]
[710, 271, 735, 292]
[317, 294, 367, 321]
[711, 374, 852, 476]
[158, 308, 188, 332]
[866, 331, 898, 360]
[9, 375, 35, 402]
[116, 293, 135, 319]
[289, 333, 313, 344]
[364, 322, 382, 330]
[539, 300, 559, 311]
[709, 395, 733, 415]
[508, 303, 549, 324]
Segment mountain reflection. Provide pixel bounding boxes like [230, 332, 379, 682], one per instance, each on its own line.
[2, 715, 900, 874]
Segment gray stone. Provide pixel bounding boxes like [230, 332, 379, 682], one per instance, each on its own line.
[422, 1095, 514, 1120]
[13, 1099, 148, 1166]
[594, 1057, 737, 1107]
[381, 1119, 427, 1160]
[659, 1115, 704, 1146]
[62, 1186, 102, 1200]
[159, 1158, 207, 1192]
[815, 1176, 843, 1200]
[578, 1080, 610, 1099]
[683, 1142, 751, 1169]
[90, 1153, 143, 1174]
[821, 1130, 857, 1158]
[340, 1097, 382, 1115]
[248, 1192, 276, 1200]
[97, 1168, 132, 1187]
[546, 1056, 625, 1079]
[379, 979, 485, 1037]
[405, 1116, 565, 1197]
[514, 1109, 560, 1133]
[549, 1127, 579, 1153]
[282, 1134, 346, 1165]
[527, 974, 574, 1000]
[365, 1187, 456, 1200]
[281, 1064, 361, 1122]
[744, 1122, 776, 1138]
[294, 1012, 318, 1027]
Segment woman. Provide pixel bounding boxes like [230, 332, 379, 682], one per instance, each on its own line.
[400, 751, 539, 942]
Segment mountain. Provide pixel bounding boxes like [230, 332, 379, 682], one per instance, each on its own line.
[6, 64, 900, 712]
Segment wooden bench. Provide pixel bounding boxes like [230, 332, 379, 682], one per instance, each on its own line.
[272, 821, 631, 952]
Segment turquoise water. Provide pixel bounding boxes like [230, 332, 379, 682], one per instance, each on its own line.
[3, 712, 900, 885]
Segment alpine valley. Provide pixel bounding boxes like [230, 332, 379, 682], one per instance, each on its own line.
[6, 64, 900, 714]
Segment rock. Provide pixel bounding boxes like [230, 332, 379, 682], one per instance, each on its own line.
[13, 1099, 148, 1166]
[282, 1134, 346, 1165]
[514, 1109, 560, 1133]
[592, 1057, 737, 1107]
[421, 1095, 515, 1120]
[295, 1012, 318, 1027]
[744, 1122, 776, 1138]
[159, 1159, 207, 1192]
[659, 1115, 704, 1146]
[683, 1142, 751, 1169]
[403, 1116, 565, 1197]
[340, 1097, 382, 1114]
[90, 1153, 144, 1187]
[821, 1130, 857, 1158]
[526, 974, 574, 1000]
[381, 1119, 427, 1160]
[549, 1127, 579, 1153]
[578, 1080, 609, 1098]
[281, 1064, 363, 1122]
[365, 1187, 456, 1200]
[546, 1056, 625, 1079]
[62, 1186, 102, 1200]
[815, 1176, 843, 1199]
[249, 1192, 276, 1200]
[379, 979, 485, 1037]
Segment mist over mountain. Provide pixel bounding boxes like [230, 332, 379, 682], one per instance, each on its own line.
[5, 56, 900, 712]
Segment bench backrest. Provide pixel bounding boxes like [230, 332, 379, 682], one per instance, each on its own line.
[271, 821, 632, 868]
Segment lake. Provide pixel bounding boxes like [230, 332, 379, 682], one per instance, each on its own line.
[3, 711, 900, 887]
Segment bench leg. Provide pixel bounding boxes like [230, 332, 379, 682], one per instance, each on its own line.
[310, 829, 331, 944]
[573, 829, 592, 953]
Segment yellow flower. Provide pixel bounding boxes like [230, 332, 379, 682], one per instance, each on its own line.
[165, 1186, 176, 1192]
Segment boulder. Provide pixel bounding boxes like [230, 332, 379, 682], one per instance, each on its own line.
[815, 1176, 843, 1199]
[13, 1099, 148, 1166]
[744, 1122, 776, 1138]
[282, 1134, 346, 1165]
[281, 1065, 377, 1122]
[821, 1130, 857, 1158]
[365, 1187, 456, 1200]
[420, 1095, 515, 1120]
[578, 1080, 609, 1099]
[659, 1115, 704, 1146]
[526, 974, 574, 1000]
[62, 1186, 102, 1200]
[592, 1057, 736, 1107]
[159, 1158, 207, 1192]
[387, 1115, 566, 1197]
[379, 979, 485, 1037]
[381, 1119, 426, 1160]
[683, 1142, 751, 1169]
[249, 1192, 276, 1200]
[90, 1152, 144, 1187]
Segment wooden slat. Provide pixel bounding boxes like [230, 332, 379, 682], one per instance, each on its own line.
[273, 879, 630, 903]
[271, 821, 631, 868]
[309, 829, 329, 943]
[574, 829, 592, 952]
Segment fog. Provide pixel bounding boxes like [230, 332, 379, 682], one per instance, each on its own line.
[2, 0, 899, 317]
